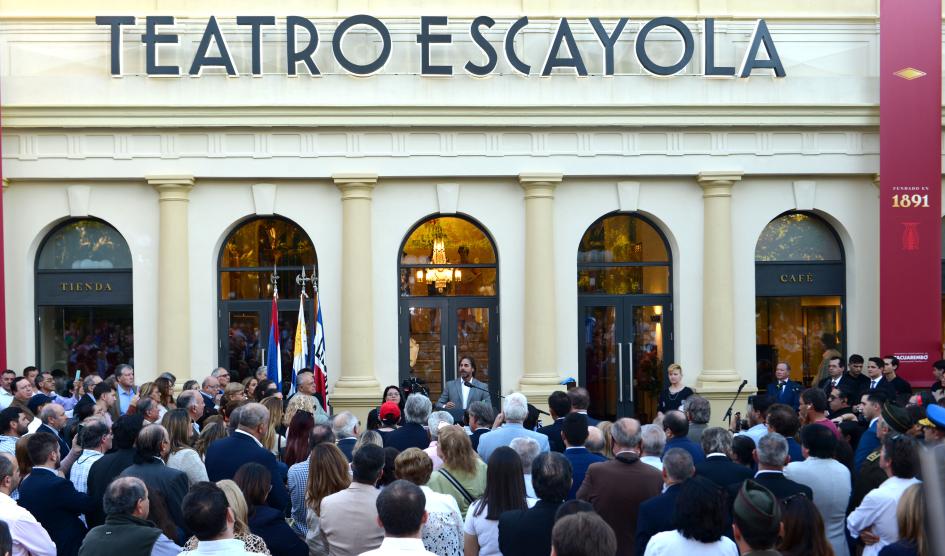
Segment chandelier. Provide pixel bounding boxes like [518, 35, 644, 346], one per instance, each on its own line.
[415, 222, 461, 292]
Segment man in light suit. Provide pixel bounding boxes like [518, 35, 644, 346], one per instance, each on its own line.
[435, 355, 490, 424]
[320, 444, 385, 556]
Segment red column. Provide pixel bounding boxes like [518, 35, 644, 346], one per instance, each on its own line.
[879, 0, 942, 386]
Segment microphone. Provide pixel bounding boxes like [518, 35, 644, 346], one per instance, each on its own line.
[736, 380, 748, 391]
[462, 380, 550, 416]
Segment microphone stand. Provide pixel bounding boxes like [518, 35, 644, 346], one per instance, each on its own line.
[722, 380, 749, 426]
[463, 380, 550, 416]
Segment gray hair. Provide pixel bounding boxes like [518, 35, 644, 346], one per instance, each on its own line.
[0, 453, 15, 483]
[103, 476, 147, 516]
[404, 394, 432, 425]
[137, 397, 156, 415]
[701, 427, 733, 456]
[663, 448, 695, 482]
[228, 405, 244, 434]
[685, 396, 711, 424]
[82, 375, 100, 393]
[611, 418, 642, 449]
[467, 401, 495, 426]
[509, 437, 541, 470]
[38, 404, 63, 424]
[503, 393, 529, 423]
[585, 426, 604, 453]
[427, 411, 454, 440]
[640, 424, 666, 456]
[332, 411, 359, 438]
[757, 433, 788, 468]
[177, 390, 198, 409]
[211, 368, 228, 378]
[238, 403, 269, 429]
[79, 418, 110, 449]
[114, 364, 134, 379]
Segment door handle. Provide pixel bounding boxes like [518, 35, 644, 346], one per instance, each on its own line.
[441, 345, 447, 388]
[453, 345, 458, 377]
[617, 342, 623, 403]
[629, 342, 634, 404]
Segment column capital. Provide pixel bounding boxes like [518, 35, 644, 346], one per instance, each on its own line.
[519, 173, 562, 199]
[148, 175, 194, 201]
[1, 178, 9, 190]
[872, 174, 881, 187]
[333, 174, 377, 200]
[698, 171, 742, 198]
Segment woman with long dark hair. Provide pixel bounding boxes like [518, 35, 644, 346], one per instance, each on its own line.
[644, 476, 738, 554]
[366, 385, 406, 430]
[233, 463, 307, 556]
[463, 446, 531, 556]
[283, 410, 315, 467]
[162, 408, 208, 485]
[778, 493, 834, 556]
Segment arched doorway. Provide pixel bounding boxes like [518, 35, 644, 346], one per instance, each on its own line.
[35, 218, 133, 378]
[218, 216, 317, 383]
[577, 213, 673, 423]
[755, 212, 845, 389]
[398, 215, 500, 409]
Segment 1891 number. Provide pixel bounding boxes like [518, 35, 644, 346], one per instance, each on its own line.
[891, 194, 930, 208]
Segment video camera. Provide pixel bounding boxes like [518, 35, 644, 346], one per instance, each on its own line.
[401, 376, 430, 398]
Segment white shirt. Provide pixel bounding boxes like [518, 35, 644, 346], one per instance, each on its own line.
[0, 491, 56, 556]
[359, 537, 437, 556]
[0, 389, 13, 410]
[179, 538, 265, 555]
[234, 429, 264, 448]
[464, 498, 538, 556]
[735, 423, 768, 446]
[641, 455, 663, 471]
[71, 448, 104, 494]
[643, 530, 739, 556]
[847, 476, 921, 556]
[461, 383, 471, 409]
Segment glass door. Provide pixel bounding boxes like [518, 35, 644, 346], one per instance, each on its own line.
[579, 297, 672, 422]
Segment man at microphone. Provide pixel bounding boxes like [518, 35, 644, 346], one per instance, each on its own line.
[436, 356, 491, 424]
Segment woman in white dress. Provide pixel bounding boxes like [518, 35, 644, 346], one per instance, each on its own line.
[463, 446, 535, 556]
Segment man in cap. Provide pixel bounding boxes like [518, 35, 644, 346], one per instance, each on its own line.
[732, 480, 782, 555]
[918, 403, 945, 446]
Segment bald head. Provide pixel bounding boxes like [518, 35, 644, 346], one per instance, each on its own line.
[585, 426, 604, 454]
[611, 418, 642, 453]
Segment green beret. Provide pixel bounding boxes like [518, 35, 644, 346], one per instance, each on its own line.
[733, 480, 781, 532]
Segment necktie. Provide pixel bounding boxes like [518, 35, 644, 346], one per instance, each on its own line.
[778, 381, 785, 392]
[871, 380, 878, 389]
[832, 379, 838, 388]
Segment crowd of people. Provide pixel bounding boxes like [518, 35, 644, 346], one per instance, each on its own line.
[0, 352, 938, 556]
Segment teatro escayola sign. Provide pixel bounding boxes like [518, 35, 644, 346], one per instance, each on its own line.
[95, 15, 785, 78]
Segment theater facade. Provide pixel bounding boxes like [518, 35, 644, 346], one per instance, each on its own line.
[1, 0, 933, 421]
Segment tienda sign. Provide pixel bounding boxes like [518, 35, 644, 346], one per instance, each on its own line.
[95, 15, 785, 78]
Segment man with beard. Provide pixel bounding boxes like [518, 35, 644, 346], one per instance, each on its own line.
[0, 406, 30, 454]
[435, 355, 490, 424]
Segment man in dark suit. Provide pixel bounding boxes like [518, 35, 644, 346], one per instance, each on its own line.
[695, 427, 753, 488]
[17, 432, 95, 556]
[86, 414, 144, 528]
[635, 448, 695, 556]
[538, 391, 572, 453]
[37, 403, 70, 460]
[735, 432, 812, 501]
[383, 394, 431, 452]
[865, 357, 897, 401]
[661, 410, 705, 464]
[205, 402, 289, 511]
[881, 355, 913, 405]
[764, 403, 804, 463]
[467, 401, 494, 452]
[577, 418, 663, 556]
[817, 356, 850, 395]
[435, 356, 491, 424]
[332, 411, 359, 461]
[119, 424, 189, 532]
[567, 387, 600, 426]
[561, 412, 605, 499]
[766, 362, 802, 412]
[853, 392, 884, 471]
[498, 452, 570, 556]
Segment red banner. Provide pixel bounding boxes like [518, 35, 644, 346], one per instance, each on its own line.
[880, 0, 942, 387]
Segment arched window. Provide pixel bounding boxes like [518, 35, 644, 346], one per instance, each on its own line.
[397, 215, 500, 411]
[755, 212, 845, 389]
[577, 213, 674, 423]
[218, 217, 317, 383]
[35, 218, 133, 378]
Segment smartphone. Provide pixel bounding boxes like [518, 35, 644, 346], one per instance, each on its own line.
[75, 370, 81, 381]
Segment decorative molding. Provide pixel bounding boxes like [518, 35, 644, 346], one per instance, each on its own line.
[792, 180, 816, 210]
[617, 181, 641, 212]
[252, 183, 277, 215]
[147, 175, 195, 201]
[66, 185, 91, 217]
[333, 174, 377, 200]
[435, 183, 459, 214]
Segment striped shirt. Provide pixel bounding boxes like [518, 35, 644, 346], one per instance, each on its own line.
[70, 449, 104, 494]
[0, 436, 18, 454]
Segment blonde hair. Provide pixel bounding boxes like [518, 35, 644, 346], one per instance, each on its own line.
[896, 484, 927, 556]
[224, 382, 245, 402]
[438, 425, 477, 474]
[216, 479, 250, 535]
[284, 393, 316, 428]
[353, 429, 383, 456]
[395, 447, 433, 485]
[260, 396, 283, 451]
[667, 364, 682, 375]
[596, 421, 615, 459]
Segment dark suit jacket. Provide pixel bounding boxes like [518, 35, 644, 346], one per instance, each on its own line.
[17, 467, 95, 556]
[766, 380, 802, 411]
[382, 422, 429, 452]
[695, 454, 753, 488]
[249, 505, 308, 556]
[38, 422, 70, 461]
[74, 394, 96, 418]
[498, 500, 562, 556]
[854, 420, 879, 471]
[564, 447, 606, 500]
[634, 483, 681, 556]
[663, 436, 705, 464]
[537, 418, 565, 453]
[337, 437, 357, 462]
[575, 411, 600, 426]
[748, 471, 813, 501]
[205, 431, 290, 511]
[577, 453, 664, 556]
[120, 459, 189, 530]
[470, 427, 490, 451]
[86, 447, 137, 528]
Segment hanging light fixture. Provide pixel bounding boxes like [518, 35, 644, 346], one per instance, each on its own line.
[415, 220, 461, 292]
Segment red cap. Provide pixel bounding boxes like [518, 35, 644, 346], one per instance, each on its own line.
[380, 401, 401, 421]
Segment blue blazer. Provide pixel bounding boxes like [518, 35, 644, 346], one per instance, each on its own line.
[662, 436, 705, 464]
[382, 422, 430, 452]
[249, 505, 308, 556]
[205, 432, 289, 511]
[17, 468, 95, 556]
[336, 437, 357, 462]
[564, 447, 606, 500]
[854, 420, 880, 471]
[37, 423, 70, 461]
[537, 418, 566, 453]
[634, 483, 681, 556]
[766, 380, 802, 411]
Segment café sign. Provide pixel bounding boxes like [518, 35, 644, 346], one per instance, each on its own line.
[96, 15, 785, 78]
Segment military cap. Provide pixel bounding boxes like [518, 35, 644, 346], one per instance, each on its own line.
[733, 479, 781, 532]
[881, 402, 911, 434]
[919, 404, 945, 431]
